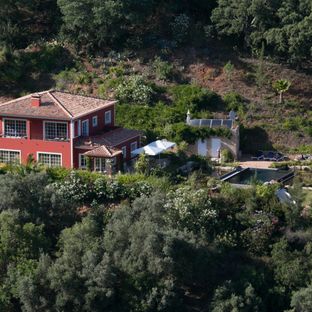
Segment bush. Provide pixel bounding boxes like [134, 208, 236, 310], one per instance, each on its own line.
[134, 153, 150, 174]
[54, 68, 96, 90]
[221, 149, 234, 163]
[152, 56, 174, 81]
[115, 75, 154, 104]
[54, 69, 77, 90]
[170, 84, 223, 112]
[223, 92, 245, 111]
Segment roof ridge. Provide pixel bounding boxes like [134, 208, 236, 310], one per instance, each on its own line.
[48, 91, 73, 118]
[53, 89, 114, 102]
[0, 93, 33, 107]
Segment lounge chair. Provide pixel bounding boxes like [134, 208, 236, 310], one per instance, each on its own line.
[275, 153, 285, 162]
[264, 151, 276, 161]
[251, 151, 264, 160]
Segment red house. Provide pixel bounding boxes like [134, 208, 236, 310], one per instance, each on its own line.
[0, 90, 141, 173]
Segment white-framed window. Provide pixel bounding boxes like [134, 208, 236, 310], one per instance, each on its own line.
[79, 154, 87, 169]
[104, 111, 112, 125]
[37, 153, 62, 167]
[130, 142, 138, 153]
[121, 146, 127, 159]
[81, 119, 89, 136]
[94, 158, 106, 172]
[4, 119, 27, 138]
[0, 149, 21, 164]
[44, 122, 68, 141]
[92, 116, 98, 127]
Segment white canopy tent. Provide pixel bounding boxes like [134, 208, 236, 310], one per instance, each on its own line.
[132, 139, 176, 156]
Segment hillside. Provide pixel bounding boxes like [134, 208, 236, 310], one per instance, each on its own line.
[1, 45, 311, 153]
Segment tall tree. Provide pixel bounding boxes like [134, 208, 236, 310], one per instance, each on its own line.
[0, 0, 60, 49]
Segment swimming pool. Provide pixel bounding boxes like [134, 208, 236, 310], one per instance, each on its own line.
[221, 167, 294, 185]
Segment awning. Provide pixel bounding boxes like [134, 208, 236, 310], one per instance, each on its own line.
[132, 139, 176, 156]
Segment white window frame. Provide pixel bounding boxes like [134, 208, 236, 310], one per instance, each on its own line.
[121, 146, 127, 159]
[0, 149, 21, 164]
[3, 118, 27, 138]
[37, 152, 62, 168]
[94, 158, 106, 172]
[43, 121, 68, 141]
[104, 111, 112, 125]
[81, 119, 89, 136]
[130, 142, 138, 153]
[79, 154, 87, 169]
[92, 116, 98, 127]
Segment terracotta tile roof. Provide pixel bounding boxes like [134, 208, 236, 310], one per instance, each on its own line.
[0, 92, 70, 120]
[84, 145, 122, 158]
[75, 128, 142, 149]
[0, 90, 116, 119]
[49, 91, 116, 118]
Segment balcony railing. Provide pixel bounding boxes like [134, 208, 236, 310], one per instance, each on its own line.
[0, 133, 28, 139]
[45, 137, 69, 142]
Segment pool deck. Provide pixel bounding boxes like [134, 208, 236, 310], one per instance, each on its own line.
[239, 161, 273, 169]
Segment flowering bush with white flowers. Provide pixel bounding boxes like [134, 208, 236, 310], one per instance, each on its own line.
[52, 171, 153, 206]
[115, 75, 154, 104]
[52, 171, 91, 204]
[165, 186, 217, 234]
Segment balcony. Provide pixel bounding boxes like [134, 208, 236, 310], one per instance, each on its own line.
[0, 133, 28, 139]
[44, 136, 69, 142]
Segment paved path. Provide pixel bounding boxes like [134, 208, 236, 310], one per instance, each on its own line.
[239, 161, 273, 169]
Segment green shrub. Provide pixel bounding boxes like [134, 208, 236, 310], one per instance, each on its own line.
[134, 153, 150, 174]
[223, 61, 235, 81]
[152, 56, 174, 81]
[116, 173, 146, 184]
[75, 71, 95, 84]
[221, 149, 234, 163]
[54, 69, 76, 89]
[108, 64, 126, 77]
[223, 92, 245, 111]
[170, 84, 223, 112]
[54, 69, 95, 89]
[115, 75, 154, 104]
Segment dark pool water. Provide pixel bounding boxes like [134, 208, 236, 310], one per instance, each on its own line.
[223, 168, 293, 185]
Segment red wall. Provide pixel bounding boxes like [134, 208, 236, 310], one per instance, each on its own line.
[114, 137, 140, 162]
[0, 137, 72, 167]
[73, 136, 140, 169]
[74, 105, 115, 137]
[0, 117, 72, 168]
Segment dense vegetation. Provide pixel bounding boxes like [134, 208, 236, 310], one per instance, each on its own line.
[0, 164, 311, 311]
[2, 0, 311, 65]
[0, 2, 311, 311]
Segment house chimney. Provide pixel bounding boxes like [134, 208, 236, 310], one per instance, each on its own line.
[31, 94, 41, 107]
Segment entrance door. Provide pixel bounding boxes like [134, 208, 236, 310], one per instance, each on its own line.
[211, 138, 221, 158]
[197, 139, 207, 157]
